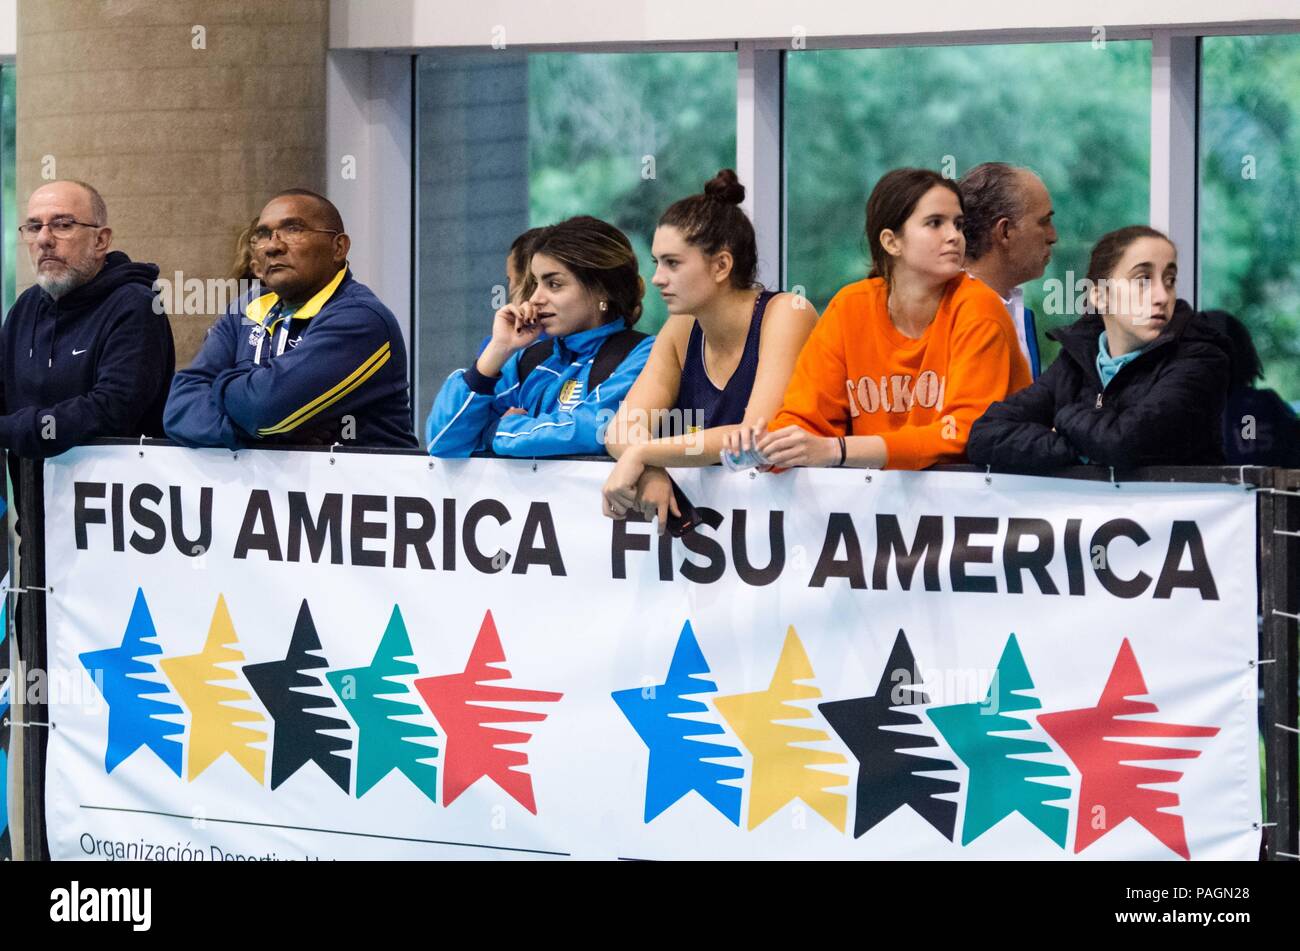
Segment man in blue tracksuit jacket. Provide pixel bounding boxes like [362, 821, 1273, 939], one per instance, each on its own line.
[1, 180, 174, 459]
[165, 189, 416, 449]
[426, 318, 653, 457]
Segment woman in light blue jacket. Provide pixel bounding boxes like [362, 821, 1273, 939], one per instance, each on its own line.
[425, 216, 654, 458]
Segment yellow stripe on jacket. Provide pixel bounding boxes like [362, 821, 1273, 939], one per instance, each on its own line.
[258, 342, 392, 436]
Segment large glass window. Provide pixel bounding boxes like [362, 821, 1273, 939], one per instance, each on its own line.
[1200, 33, 1300, 404]
[785, 41, 1151, 362]
[414, 51, 735, 427]
[2, 64, 14, 314]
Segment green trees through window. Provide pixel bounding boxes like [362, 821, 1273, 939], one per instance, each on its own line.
[528, 52, 737, 334]
[785, 41, 1151, 368]
[1201, 34, 1300, 403]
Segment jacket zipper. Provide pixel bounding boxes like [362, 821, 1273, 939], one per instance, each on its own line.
[1093, 336, 1174, 409]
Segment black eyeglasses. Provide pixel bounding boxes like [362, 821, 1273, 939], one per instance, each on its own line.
[250, 224, 342, 249]
[18, 218, 104, 242]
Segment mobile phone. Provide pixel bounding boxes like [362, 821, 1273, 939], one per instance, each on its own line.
[666, 478, 704, 537]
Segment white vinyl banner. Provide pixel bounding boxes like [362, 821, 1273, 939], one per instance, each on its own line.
[43, 445, 1260, 860]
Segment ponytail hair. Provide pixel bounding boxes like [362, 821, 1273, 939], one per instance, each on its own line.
[657, 169, 759, 289]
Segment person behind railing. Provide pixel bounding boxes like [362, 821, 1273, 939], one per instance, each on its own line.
[958, 162, 1058, 378]
[727, 167, 1030, 471]
[1204, 309, 1300, 468]
[231, 215, 262, 284]
[601, 170, 818, 524]
[506, 227, 545, 304]
[0, 180, 175, 460]
[425, 216, 654, 458]
[475, 227, 548, 358]
[967, 226, 1231, 470]
[164, 189, 417, 450]
[224, 215, 265, 318]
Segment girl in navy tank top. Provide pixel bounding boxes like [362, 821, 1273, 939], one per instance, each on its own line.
[602, 170, 818, 529]
[673, 289, 774, 433]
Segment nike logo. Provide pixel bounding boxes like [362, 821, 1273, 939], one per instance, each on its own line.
[72, 348, 88, 355]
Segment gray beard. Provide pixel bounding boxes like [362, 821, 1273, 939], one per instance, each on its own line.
[36, 260, 98, 300]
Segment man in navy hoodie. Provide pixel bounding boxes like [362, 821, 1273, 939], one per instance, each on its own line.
[0, 180, 174, 459]
[165, 189, 416, 449]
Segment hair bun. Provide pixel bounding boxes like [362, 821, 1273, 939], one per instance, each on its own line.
[703, 169, 745, 205]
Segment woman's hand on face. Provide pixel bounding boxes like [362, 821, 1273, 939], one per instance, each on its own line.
[636, 466, 680, 535]
[755, 425, 838, 469]
[489, 302, 543, 355]
[601, 449, 646, 520]
[477, 303, 544, 377]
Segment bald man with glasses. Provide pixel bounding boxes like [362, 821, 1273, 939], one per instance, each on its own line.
[0, 179, 175, 459]
[165, 188, 416, 449]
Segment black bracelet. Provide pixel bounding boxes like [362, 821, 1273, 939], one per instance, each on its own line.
[836, 435, 847, 467]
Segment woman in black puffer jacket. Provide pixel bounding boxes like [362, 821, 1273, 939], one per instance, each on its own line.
[968, 226, 1230, 471]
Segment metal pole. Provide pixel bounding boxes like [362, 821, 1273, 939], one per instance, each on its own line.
[17, 457, 48, 861]
[1263, 467, 1300, 860]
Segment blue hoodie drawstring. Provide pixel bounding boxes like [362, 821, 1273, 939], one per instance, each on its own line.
[47, 298, 59, 367]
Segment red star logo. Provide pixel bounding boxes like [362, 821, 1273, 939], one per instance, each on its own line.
[415, 612, 562, 813]
[1039, 639, 1219, 859]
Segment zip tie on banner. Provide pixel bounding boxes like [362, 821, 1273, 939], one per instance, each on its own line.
[1259, 822, 1278, 828]
[1276, 723, 1300, 735]
[1109, 466, 1119, 487]
[1258, 487, 1300, 497]
[329, 442, 340, 466]
[985, 465, 992, 487]
[1273, 609, 1300, 621]
[1273, 528, 1300, 538]
[531, 460, 538, 472]
[2, 716, 53, 730]
[1249, 658, 1276, 667]
[2, 585, 50, 595]
[1277, 851, 1300, 860]
[138, 434, 146, 458]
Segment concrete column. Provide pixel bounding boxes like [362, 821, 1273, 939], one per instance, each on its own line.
[17, 0, 328, 365]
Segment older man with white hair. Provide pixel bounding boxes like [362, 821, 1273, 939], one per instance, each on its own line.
[0, 180, 174, 458]
[958, 163, 1058, 378]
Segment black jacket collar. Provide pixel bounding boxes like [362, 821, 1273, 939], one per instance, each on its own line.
[1048, 299, 1201, 373]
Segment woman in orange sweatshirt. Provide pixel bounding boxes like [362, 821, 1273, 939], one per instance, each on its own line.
[730, 167, 1031, 470]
